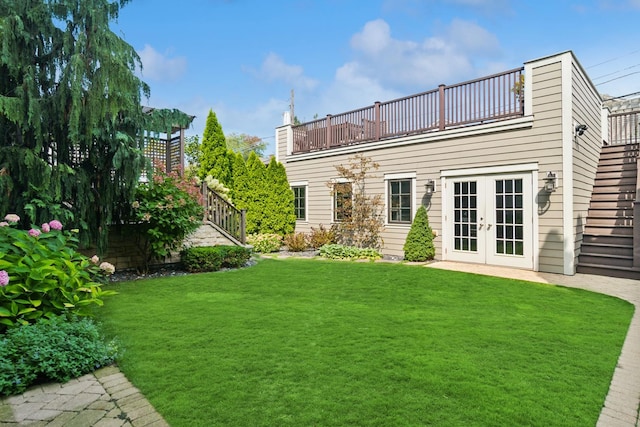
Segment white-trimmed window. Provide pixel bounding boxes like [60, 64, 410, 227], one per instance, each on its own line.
[290, 181, 308, 221]
[331, 179, 352, 222]
[385, 172, 416, 224]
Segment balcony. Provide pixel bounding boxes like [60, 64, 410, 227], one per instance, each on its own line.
[292, 67, 524, 154]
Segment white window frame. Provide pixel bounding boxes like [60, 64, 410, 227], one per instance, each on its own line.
[290, 181, 308, 222]
[329, 177, 351, 223]
[384, 172, 417, 226]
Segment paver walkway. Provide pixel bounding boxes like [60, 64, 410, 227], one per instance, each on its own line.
[0, 259, 637, 426]
[0, 365, 168, 427]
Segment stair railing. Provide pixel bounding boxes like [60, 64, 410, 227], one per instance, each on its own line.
[201, 183, 246, 244]
[634, 155, 640, 268]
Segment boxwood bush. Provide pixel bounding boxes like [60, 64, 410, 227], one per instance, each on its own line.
[181, 245, 252, 273]
[0, 315, 118, 396]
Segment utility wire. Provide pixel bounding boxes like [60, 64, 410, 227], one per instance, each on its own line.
[593, 63, 640, 81]
[586, 48, 640, 69]
[595, 71, 640, 86]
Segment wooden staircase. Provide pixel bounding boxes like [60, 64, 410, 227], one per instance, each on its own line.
[577, 144, 640, 279]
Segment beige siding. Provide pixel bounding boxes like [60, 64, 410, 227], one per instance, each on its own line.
[571, 60, 603, 267]
[279, 54, 571, 274]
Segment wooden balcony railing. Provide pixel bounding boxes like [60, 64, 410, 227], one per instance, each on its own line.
[609, 111, 640, 146]
[292, 67, 524, 154]
[202, 184, 246, 244]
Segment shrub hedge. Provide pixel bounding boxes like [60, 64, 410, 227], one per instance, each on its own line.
[181, 245, 252, 273]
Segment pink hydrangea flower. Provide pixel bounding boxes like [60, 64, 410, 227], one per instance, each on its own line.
[48, 220, 63, 230]
[41, 223, 51, 233]
[28, 228, 41, 237]
[4, 214, 19, 223]
[0, 222, 8, 227]
[0, 270, 8, 287]
[99, 262, 116, 275]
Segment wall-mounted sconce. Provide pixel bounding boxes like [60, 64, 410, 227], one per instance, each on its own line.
[425, 179, 436, 195]
[575, 124, 588, 137]
[544, 171, 557, 192]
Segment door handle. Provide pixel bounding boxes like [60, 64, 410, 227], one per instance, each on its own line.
[487, 224, 492, 230]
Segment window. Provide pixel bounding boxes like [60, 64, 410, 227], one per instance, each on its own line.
[388, 179, 413, 223]
[292, 186, 306, 221]
[333, 182, 352, 222]
[291, 182, 307, 221]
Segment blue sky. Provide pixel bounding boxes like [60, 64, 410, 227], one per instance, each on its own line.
[113, 0, 640, 155]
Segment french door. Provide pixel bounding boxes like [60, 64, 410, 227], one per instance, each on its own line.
[445, 173, 533, 269]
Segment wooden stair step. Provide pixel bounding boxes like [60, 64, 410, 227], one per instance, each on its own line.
[576, 263, 640, 280]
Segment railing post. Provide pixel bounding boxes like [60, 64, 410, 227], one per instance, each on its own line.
[438, 84, 446, 131]
[634, 156, 640, 268]
[240, 209, 246, 244]
[201, 182, 208, 221]
[325, 114, 332, 149]
[374, 101, 381, 141]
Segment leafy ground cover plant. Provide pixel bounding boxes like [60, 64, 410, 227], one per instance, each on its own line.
[319, 243, 382, 260]
[0, 315, 118, 396]
[181, 246, 252, 273]
[97, 259, 633, 426]
[0, 215, 115, 332]
[246, 233, 282, 253]
[131, 163, 204, 272]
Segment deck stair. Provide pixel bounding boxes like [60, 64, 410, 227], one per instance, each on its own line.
[577, 143, 640, 279]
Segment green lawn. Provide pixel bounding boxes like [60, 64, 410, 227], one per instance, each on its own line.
[96, 258, 633, 427]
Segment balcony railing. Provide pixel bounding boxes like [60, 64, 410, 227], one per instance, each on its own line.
[609, 111, 640, 146]
[292, 67, 524, 154]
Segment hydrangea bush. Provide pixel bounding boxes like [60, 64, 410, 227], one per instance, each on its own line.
[0, 214, 115, 332]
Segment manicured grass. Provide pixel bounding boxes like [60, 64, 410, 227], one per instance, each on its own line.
[96, 258, 633, 427]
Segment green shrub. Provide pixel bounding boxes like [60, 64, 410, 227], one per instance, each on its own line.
[132, 162, 204, 272]
[181, 246, 252, 273]
[0, 315, 119, 396]
[308, 224, 336, 249]
[0, 215, 116, 332]
[283, 232, 309, 252]
[403, 205, 435, 262]
[246, 233, 282, 253]
[319, 244, 382, 260]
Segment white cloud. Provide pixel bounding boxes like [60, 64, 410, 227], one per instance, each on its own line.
[256, 53, 319, 91]
[346, 18, 501, 90]
[137, 44, 187, 82]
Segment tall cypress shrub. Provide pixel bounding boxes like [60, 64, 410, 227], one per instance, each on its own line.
[403, 205, 435, 261]
[244, 152, 267, 234]
[263, 157, 296, 236]
[198, 110, 232, 186]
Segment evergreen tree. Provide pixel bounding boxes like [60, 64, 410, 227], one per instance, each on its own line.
[0, 0, 149, 252]
[263, 157, 296, 236]
[198, 110, 232, 186]
[244, 152, 267, 234]
[230, 151, 249, 204]
[403, 205, 435, 261]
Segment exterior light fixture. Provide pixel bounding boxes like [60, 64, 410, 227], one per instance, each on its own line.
[425, 179, 436, 195]
[575, 124, 587, 136]
[544, 171, 557, 192]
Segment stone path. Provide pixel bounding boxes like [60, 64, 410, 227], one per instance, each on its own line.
[0, 365, 167, 427]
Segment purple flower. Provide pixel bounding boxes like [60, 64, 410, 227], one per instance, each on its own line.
[28, 228, 41, 237]
[4, 214, 19, 223]
[0, 270, 8, 287]
[48, 220, 63, 231]
[41, 223, 50, 233]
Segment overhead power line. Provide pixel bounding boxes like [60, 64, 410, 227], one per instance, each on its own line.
[586, 48, 640, 69]
[595, 71, 640, 86]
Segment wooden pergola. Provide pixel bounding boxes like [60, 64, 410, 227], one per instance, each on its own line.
[141, 106, 195, 173]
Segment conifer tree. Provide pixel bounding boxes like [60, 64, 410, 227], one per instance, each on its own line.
[198, 110, 232, 186]
[230, 152, 249, 204]
[403, 205, 435, 261]
[0, 0, 149, 251]
[263, 157, 296, 236]
[244, 152, 267, 234]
